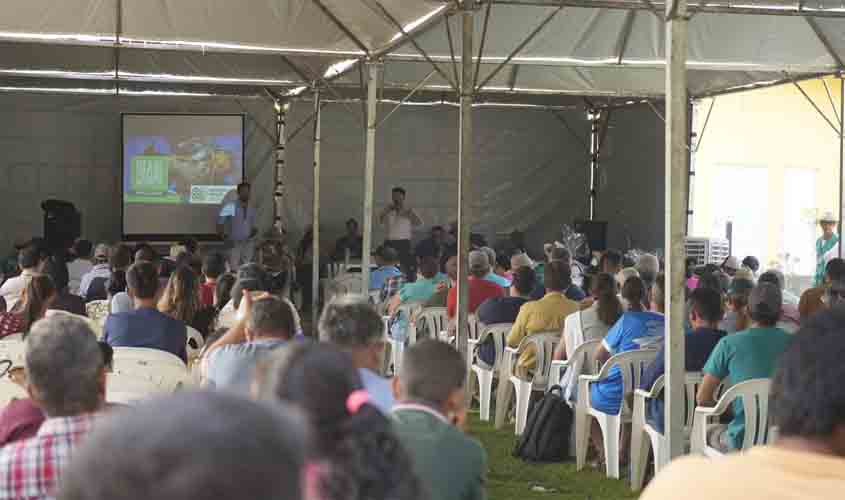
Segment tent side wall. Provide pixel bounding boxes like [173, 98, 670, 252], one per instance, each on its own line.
[595, 105, 666, 252]
[0, 94, 662, 259]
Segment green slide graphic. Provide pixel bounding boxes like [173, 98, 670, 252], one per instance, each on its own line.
[131, 156, 170, 195]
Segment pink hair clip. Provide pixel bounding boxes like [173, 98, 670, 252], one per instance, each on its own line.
[346, 390, 370, 415]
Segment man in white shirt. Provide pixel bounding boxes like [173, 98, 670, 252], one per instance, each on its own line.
[0, 245, 43, 310]
[378, 186, 422, 278]
[67, 239, 94, 295]
[218, 182, 257, 270]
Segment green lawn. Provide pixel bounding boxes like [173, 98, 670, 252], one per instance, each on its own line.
[468, 414, 638, 500]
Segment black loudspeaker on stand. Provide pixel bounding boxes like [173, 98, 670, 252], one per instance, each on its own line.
[573, 220, 608, 253]
[42, 199, 81, 254]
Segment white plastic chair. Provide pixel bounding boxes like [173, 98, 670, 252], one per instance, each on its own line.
[575, 349, 657, 479]
[85, 299, 110, 325]
[386, 303, 422, 374]
[468, 323, 511, 421]
[112, 347, 187, 368]
[503, 332, 560, 435]
[185, 326, 205, 363]
[630, 372, 703, 490]
[547, 339, 602, 396]
[107, 372, 167, 404]
[414, 307, 449, 343]
[690, 378, 772, 458]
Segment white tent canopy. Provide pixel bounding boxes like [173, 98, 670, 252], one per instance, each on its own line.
[2, 0, 845, 100]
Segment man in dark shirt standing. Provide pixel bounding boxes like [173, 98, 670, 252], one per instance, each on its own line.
[104, 261, 187, 362]
[474, 266, 536, 366]
[640, 286, 726, 432]
[415, 225, 446, 261]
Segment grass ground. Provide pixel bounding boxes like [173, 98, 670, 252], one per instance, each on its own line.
[467, 414, 638, 500]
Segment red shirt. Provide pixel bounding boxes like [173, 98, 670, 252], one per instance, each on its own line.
[0, 399, 45, 447]
[199, 282, 216, 308]
[0, 313, 24, 339]
[447, 276, 505, 319]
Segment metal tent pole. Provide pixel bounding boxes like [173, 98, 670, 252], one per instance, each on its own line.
[273, 100, 290, 236]
[312, 89, 323, 330]
[664, 0, 689, 461]
[456, 1, 474, 360]
[839, 77, 845, 259]
[362, 61, 382, 294]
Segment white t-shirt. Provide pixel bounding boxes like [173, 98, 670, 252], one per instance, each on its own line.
[385, 211, 413, 241]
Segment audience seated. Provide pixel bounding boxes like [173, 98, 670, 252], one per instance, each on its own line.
[641, 306, 845, 500]
[388, 256, 448, 341]
[720, 277, 754, 334]
[599, 249, 624, 276]
[258, 343, 423, 500]
[392, 340, 487, 500]
[67, 239, 94, 296]
[423, 254, 457, 308]
[507, 261, 578, 375]
[103, 262, 187, 362]
[480, 247, 511, 289]
[57, 391, 307, 500]
[758, 270, 799, 329]
[158, 266, 214, 338]
[3, 274, 56, 338]
[635, 253, 660, 294]
[79, 244, 112, 301]
[589, 276, 665, 461]
[799, 257, 845, 322]
[0, 315, 105, 499]
[696, 282, 792, 453]
[204, 293, 295, 393]
[370, 246, 403, 292]
[494, 253, 513, 283]
[447, 251, 504, 320]
[42, 256, 86, 317]
[0, 244, 43, 310]
[320, 296, 394, 412]
[530, 247, 586, 301]
[475, 266, 536, 366]
[640, 287, 726, 432]
[106, 270, 132, 314]
[200, 253, 226, 308]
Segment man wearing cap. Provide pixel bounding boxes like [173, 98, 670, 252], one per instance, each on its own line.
[814, 211, 840, 287]
[697, 282, 792, 453]
[370, 245, 403, 292]
[721, 256, 741, 278]
[78, 243, 112, 299]
[446, 250, 505, 321]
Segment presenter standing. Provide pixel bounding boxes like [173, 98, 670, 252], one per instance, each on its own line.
[814, 211, 840, 287]
[379, 186, 422, 277]
[218, 182, 257, 270]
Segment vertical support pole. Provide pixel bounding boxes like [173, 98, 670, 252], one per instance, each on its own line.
[362, 61, 382, 294]
[665, 0, 688, 461]
[273, 100, 289, 236]
[312, 89, 323, 329]
[456, 1, 474, 360]
[839, 76, 844, 258]
[687, 102, 695, 236]
[589, 110, 599, 220]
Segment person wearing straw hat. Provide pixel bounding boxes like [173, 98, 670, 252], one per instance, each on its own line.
[814, 211, 840, 287]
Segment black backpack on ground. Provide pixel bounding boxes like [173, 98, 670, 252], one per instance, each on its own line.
[512, 385, 573, 463]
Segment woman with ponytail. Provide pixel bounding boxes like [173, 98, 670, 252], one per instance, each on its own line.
[6, 274, 56, 337]
[554, 272, 623, 403]
[258, 343, 423, 500]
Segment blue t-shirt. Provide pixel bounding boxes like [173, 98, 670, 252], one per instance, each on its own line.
[484, 273, 511, 289]
[590, 311, 665, 414]
[369, 266, 402, 291]
[206, 338, 289, 393]
[104, 307, 188, 362]
[359, 367, 395, 413]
